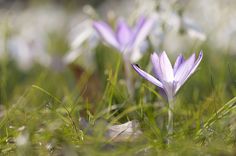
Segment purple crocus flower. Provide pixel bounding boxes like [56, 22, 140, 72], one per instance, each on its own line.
[93, 17, 153, 62]
[132, 51, 203, 101]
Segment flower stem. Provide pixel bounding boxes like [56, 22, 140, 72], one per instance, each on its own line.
[167, 98, 174, 144]
[124, 58, 134, 99]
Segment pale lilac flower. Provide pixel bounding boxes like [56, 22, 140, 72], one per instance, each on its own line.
[132, 51, 203, 101]
[93, 16, 153, 62]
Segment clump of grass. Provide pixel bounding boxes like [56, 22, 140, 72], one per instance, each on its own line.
[0, 42, 236, 155]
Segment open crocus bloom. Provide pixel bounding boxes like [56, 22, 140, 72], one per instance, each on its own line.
[93, 17, 153, 62]
[132, 51, 203, 101]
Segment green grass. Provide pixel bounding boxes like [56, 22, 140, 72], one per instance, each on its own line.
[0, 43, 236, 156]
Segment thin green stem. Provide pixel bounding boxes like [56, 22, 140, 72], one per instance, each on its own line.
[167, 98, 175, 144]
[124, 58, 134, 99]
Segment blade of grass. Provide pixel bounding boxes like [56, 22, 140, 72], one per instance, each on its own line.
[196, 96, 236, 139]
[32, 85, 82, 140]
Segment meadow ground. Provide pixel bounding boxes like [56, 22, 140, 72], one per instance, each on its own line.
[0, 43, 236, 155]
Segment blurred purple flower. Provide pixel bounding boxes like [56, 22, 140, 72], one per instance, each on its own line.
[132, 51, 203, 101]
[93, 17, 153, 62]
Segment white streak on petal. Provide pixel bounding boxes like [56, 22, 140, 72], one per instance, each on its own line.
[159, 51, 174, 83]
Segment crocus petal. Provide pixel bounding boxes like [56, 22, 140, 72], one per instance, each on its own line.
[174, 53, 196, 92]
[132, 64, 163, 88]
[116, 20, 132, 47]
[151, 52, 162, 80]
[151, 52, 174, 100]
[173, 54, 184, 74]
[133, 16, 145, 33]
[187, 51, 203, 77]
[159, 51, 174, 83]
[132, 17, 154, 48]
[93, 21, 119, 49]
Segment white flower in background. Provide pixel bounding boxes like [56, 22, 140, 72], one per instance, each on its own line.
[183, 18, 206, 41]
[8, 36, 34, 70]
[95, 0, 206, 55]
[4, 5, 67, 71]
[8, 33, 51, 71]
[165, 13, 206, 41]
[64, 18, 99, 72]
[148, 1, 206, 53]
